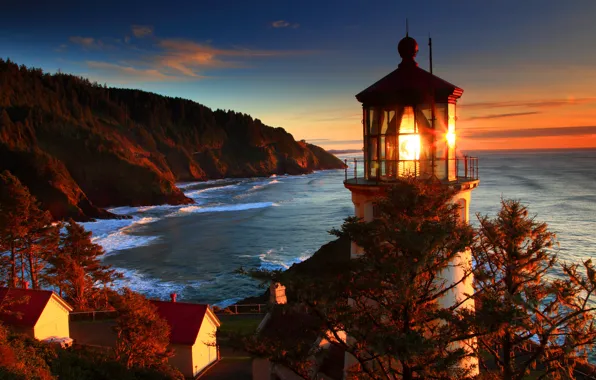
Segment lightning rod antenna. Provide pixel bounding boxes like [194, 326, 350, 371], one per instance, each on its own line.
[429, 33, 433, 75]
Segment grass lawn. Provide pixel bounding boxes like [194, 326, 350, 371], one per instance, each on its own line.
[217, 314, 264, 336]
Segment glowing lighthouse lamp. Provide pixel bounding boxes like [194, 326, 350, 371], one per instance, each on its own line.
[344, 32, 480, 374]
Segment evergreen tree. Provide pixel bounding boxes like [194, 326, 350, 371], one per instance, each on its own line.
[0, 170, 32, 287]
[242, 179, 477, 379]
[46, 220, 119, 310]
[471, 200, 596, 379]
[111, 288, 174, 371]
[21, 204, 60, 289]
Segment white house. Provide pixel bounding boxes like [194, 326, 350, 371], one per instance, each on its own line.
[151, 295, 221, 378]
[0, 286, 73, 341]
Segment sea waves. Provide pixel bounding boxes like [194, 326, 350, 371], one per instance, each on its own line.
[80, 216, 160, 256]
[114, 267, 209, 301]
[258, 247, 313, 271]
[81, 169, 343, 305]
[82, 177, 286, 256]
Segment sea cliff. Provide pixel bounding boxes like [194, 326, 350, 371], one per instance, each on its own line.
[0, 59, 345, 221]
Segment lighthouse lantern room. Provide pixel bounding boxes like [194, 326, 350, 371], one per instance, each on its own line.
[345, 33, 479, 234]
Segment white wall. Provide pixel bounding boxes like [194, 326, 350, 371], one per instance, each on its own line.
[191, 313, 219, 376]
[169, 344, 193, 378]
[34, 296, 70, 340]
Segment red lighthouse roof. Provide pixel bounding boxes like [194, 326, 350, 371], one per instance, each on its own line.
[356, 36, 463, 105]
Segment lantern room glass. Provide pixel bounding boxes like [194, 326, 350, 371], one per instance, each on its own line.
[363, 103, 457, 182]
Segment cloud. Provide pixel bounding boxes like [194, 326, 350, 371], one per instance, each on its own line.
[132, 25, 153, 38]
[465, 111, 540, 121]
[156, 39, 309, 77]
[86, 61, 183, 82]
[69, 36, 100, 48]
[272, 20, 290, 28]
[271, 20, 299, 28]
[67, 28, 312, 82]
[464, 126, 596, 139]
[461, 97, 596, 110]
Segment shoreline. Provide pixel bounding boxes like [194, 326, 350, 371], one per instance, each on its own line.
[84, 169, 352, 306]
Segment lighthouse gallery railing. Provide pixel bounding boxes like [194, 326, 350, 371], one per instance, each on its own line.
[344, 156, 479, 185]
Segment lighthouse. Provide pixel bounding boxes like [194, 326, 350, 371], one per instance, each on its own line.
[344, 32, 480, 374]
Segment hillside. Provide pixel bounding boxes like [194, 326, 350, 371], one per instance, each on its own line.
[0, 59, 345, 221]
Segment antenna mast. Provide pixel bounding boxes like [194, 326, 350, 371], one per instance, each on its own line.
[429, 34, 436, 175]
[428, 34, 433, 74]
[406, 18, 409, 36]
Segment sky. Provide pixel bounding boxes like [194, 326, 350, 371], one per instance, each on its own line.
[1, 0, 595, 151]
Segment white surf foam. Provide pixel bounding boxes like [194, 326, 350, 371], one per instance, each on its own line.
[170, 202, 278, 217]
[80, 218, 135, 239]
[248, 179, 280, 192]
[184, 184, 240, 198]
[108, 204, 181, 216]
[96, 233, 160, 256]
[258, 248, 313, 271]
[114, 268, 208, 300]
[176, 178, 234, 190]
[176, 181, 204, 189]
[81, 216, 161, 255]
[133, 217, 159, 225]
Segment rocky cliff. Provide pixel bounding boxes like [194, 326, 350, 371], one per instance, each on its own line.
[0, 59, 345, 221]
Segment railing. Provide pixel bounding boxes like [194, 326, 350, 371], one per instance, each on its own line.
[344, 156, 479, 184]
[70, 310, 119, 322]
[214, 303, 268, 315]
[69, 302, 264, 321]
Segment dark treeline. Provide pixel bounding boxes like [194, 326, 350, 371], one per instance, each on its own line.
[0, 58, 344, 221]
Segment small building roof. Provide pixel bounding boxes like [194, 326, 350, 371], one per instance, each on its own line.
[356, 36, 463, 106]
[0, 287, 73, 328]
[151, 300, 221, 346]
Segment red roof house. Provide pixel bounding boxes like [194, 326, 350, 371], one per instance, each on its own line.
[0, 287, 73, 340]
[151, 297, 221, 378]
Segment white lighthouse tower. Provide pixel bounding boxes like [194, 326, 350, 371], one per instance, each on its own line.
[343, 33, 480, 374]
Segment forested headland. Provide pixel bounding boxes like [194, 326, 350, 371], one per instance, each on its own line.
[0, 59, 345, 221]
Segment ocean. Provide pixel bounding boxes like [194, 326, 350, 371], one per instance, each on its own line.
[81, 149, 596, 307]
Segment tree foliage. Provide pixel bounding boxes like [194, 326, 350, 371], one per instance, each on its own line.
[0, 324, 54, 379]
[0, 170, 33, 288]
[20, 200, 59, 290]
[45, 220, 119, 310]
[111, 288, 173, 371]
[0, 170, 59, 289]
[0, 170, 119, 310]
[242, 178, 477, 379]
[0, 326, 183, 380]
[471, 199, 596, 379]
